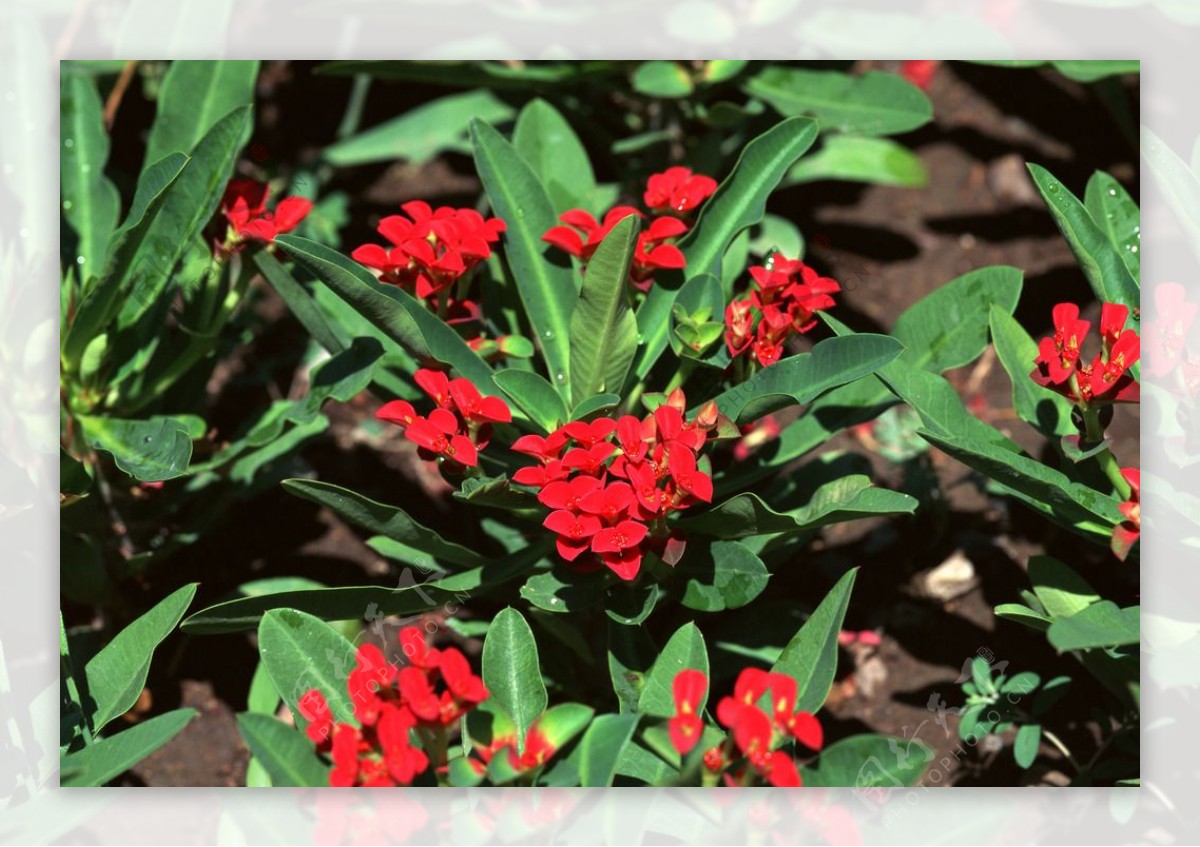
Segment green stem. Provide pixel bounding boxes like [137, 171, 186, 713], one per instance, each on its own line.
[1080, 405, 1132, 500]
[336, 74, 372, 140]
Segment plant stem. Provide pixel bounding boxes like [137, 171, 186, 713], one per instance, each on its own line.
[1041, 728, 1082, 774]
[1080, 405, 1132, 499]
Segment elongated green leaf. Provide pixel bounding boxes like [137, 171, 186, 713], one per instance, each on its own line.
[1084, 171, 1140, 282]
[494, 369, 568, 434]
[639, 622, 709, 718]
[632, 61, 694, 98]
[275, 235, 501, 396]
[1027, 163, 1139, 312]
[84, 583, 197, 731]
[988, 305, 1074, 437]
[60, 73, 120, 282]
[78, 414, 200, 482]
[772, 568, 857, 713]
[1049, 60, 1139, 83]
[60, 708, 196, 787]
[62, 153, 188, 367]
[745, 68, 932, 135]
[118, 106, 252, 327]
[699, 333, 904, 424]
[282, 478, 485, 569]
[569, 214, 639, 404]
[512, 98, 596, 213]
[144, 60, 258, 164]
[236, 713, 328, 787]
[680, 539, 770, 612]
[1048, 602, 1140, 651]
[181, 543, 549, 634]
[253, 251, 346, 354]
[799, 732, 927, 787]
[680, 477, 916, 539]
[892, 265, 1024, 372]
[607, 622, 657, 714]
[787, 135, 928, 187]
[1028, 555, 1100, 619]
[317, 59, 617, 87]
[325, 89, 513, 167]
[471, 119, 578, 400]
[994, 603, 1052, 632]
[483, 608, 547, 751]
[258, 608, 357, 724]
[1014, 723, 1042, 768]
[633, 117, 819, 379]
[569, 713, 639, 787]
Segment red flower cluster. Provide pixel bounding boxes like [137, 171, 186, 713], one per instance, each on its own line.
[299, 628, 489, 787]
[669, 668, 823, 787]
[1032, 302, 1140, 405]
[643, 166, 719, 215]
[725, 255, 841, 367]
[220, 178, 312, 245]
[376, 369, 512, 470]
[543, 167, 717, 292]
[352, 201, 505, 305]
[1112, 467, 1140, 561]
[512, 389, 718, 580]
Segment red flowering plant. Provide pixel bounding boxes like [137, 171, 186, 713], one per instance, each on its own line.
[150, 63, 1138, 789]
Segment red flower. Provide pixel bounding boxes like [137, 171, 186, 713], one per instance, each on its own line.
[1033, 302, 1090, 386]
[399, 625, 440, 670]
[644, 167, 718, 215]
[1143, 283, 1197, 378]
[219, 178, 312, 245]
[727, 255, 841, 367]
[1112, 467, 1140, 561]
[765, 673, 823, 751]
[900, 60, 940, 91]
[537, 475, 603, 512]
[1031, 301, 1140, 405]
[668, 446, 713, 503]
[298, 689, 334, 749]
[352, 201, 504, 300]
[376, 370, 512, 472]
[347, 644, 398, 726]
[543, 510, 602, 561]
[630, 217, 689, 291]
[668, 669, 708, 755]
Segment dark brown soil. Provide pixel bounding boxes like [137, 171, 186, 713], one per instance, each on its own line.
[100, 60, 1139, 787]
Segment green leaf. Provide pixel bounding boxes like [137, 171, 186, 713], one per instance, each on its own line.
[62, 153, 188, 368]
[258, 608, 357, 724]
[60, 447, 92, 498]
[670, 272, 725, 356]
[680, 539, 770, 612]
[60, 708, 196, 787]
[494, 369, 568, 434]
[1049, 60, 1139, 83]
[534, 703, 594, 753]
[1084, 171, 1140, 282]
[892, 265, 1024, 372]
[988, 305, 1074, 438]
[118, 106, 252, 327]
[84, 583, 197, 731]
[512, 98, 597, 213]
[60, 73, 120, 281]
[994, 603, 1052, 632]
[1047, 602, 1140, 651]
[78, 413, 201, 481]
[143, 60, 258, 164]
[470, 119, 578, 400]
[787, 135, 928, 187]
[482, 608, 547, 752]
[253, 251, 346, 355]
[632, 61, 694, 98]
[324, 89, 513, 167]
[1028, 555, 1101, 619]
[744, 68, 932, 135]
[632, 117, 819, 379]
[772, 568, 856, 713]
[569, 214, 639, 404]
[607, 622, 657, 714]
[800, 732, 928, 787]
[639, 622, 709, 718]
[678, 477, 916, 539]
[568, 713, 639, 787]
[275, 235, 500, 396]
[236, 713, 328, 787]
[699, 333, 904, 424]
[1014, 723, 1041, 768]
[604, 581, 659, 626]
[281, 478, 485, 569]
[181, 544, 549, 634]
[1027, 163, 1139, 312]
[571, 393, 622, 421]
